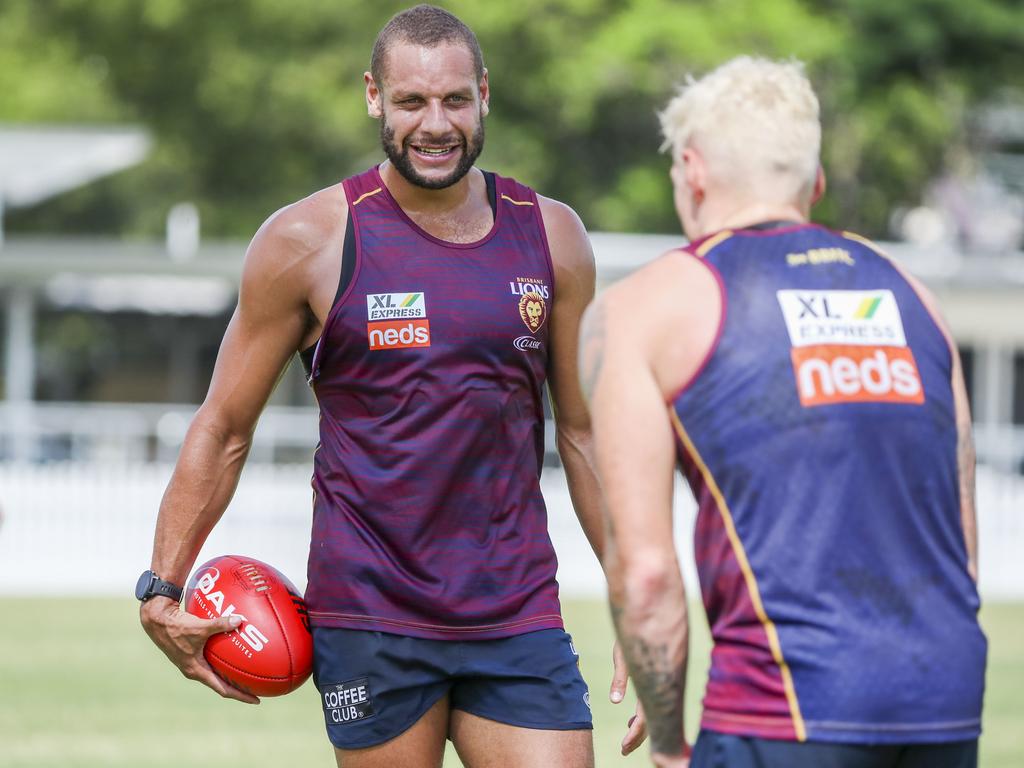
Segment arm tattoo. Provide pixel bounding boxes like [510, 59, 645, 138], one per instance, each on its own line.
[579, 303, 607, 403]
[610, 596, 687, 755]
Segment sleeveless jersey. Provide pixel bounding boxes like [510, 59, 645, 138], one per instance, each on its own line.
[305, 166, 563, 640]
[671, 223, 986, 744]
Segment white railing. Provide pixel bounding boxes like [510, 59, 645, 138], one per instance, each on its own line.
[0, 464, 623, 600]
[0, 462, 1020, 599]
[0, 402, 319, 464]
[2, 401, 1022, 472]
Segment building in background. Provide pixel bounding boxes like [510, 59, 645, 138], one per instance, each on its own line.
[3, 230, 1024, 472]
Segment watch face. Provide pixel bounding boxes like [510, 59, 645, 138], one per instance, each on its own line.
[135, 570, 155, 601]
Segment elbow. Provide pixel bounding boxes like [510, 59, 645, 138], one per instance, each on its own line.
[624, 559, 680, 614]
[189, 408, 254, 461]
[606, 543, 680, 617]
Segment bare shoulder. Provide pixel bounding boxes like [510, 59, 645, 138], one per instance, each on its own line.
[536, 194, 593, 276]
[602, 248, 718, 327]
[536, 194, 585, 235]
[248, 183, 347, 269]
[589, 249, 722, 397]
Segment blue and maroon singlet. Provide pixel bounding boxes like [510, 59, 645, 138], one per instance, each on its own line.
[304, 166, 563, 640]
[672, 223, 986, 744]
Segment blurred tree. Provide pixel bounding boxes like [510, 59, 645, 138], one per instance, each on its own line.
[3, 0, 1023, 238]
[810, 0, 1024, 234]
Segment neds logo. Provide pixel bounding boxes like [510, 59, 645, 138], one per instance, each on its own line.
[367, 319, 431, 350]
[792, 345, 923, 406]
[193, 568, 270, 654]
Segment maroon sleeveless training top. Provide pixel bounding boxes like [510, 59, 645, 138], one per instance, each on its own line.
[304, 166, 564, 640]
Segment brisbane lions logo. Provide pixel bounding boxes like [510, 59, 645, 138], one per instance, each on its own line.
[518, 293, 547, 333]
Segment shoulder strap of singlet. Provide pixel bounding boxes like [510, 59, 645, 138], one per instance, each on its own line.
[484, 170, 497, 213]
[493, 173, 537, 208]
[343, 167, 385, 209]
[299, 211, 355, 376]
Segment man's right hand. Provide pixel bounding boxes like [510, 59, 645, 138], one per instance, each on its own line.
[139, 596, 261, 704]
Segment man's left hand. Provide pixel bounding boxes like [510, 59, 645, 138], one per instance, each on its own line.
[611, 641, 649, 755]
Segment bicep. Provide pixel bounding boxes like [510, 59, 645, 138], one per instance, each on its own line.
[542, 200, 596, 430]
[199, 245, 310, 436]
[583, 296, 677, 555]
[950, 346, 978, 577]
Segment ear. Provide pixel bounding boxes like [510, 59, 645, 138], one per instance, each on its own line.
[479, 68, 490, 117]
[365, 71, 383, 119]
[682, 147, 706, 203]
[810, 165, 826, 206]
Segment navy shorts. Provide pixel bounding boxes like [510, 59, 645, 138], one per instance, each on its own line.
[691, 730, 978, 768]
[311, 627, 593, 750]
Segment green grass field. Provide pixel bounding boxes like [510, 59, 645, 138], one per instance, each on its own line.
[0, 599, 1020, 767]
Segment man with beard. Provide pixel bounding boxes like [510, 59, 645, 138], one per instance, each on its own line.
[138, 6, 638, 767]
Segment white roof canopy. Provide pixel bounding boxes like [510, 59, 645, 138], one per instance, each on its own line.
[0, 125, 151, 208]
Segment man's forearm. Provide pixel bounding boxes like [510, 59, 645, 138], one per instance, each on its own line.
[150, 415, 252, 584]
[607, 552, 689, 756]
[557, 426, 605, 560]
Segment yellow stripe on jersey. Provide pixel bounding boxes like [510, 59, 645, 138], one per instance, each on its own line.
[695, 230, 734, 258]
[670, 408, 808, 741]
[351, 187, 383, 206]
[501, 193, 535, 206]
[841, 230, 886, 255]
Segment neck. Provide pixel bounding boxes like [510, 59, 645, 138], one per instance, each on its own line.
[694, 198, 809, 240]
[379, 161, 478, 215]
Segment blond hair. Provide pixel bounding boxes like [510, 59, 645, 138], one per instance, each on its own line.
[659, 56, 821, 205]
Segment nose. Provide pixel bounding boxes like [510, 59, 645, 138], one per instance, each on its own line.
[420, 99, 450, 136]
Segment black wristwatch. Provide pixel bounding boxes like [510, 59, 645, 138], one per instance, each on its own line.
[135, 570, 184, 603]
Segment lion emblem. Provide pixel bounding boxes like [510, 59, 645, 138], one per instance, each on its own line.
[518, 293, 547, 333]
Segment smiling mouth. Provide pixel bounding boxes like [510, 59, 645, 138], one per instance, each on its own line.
[411, 144, 458, 159]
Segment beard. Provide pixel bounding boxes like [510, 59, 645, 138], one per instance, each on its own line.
[380, 114, 485, 190]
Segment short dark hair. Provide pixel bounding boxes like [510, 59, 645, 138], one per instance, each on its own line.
[370, 5, 484, 87]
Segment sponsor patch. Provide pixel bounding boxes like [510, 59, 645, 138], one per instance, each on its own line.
[513, 335, 543, 352]
[322, 677, 375, 725]
[786, 248, 855, 268]
[366, 292, 426, 321]
[777, 290, 924, 407]
[367, 319, 431, 350]
[791, 345, 924, 407]
[777, 289, 906, 347]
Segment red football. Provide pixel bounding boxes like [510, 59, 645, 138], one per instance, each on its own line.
[185, 555, 312, 697]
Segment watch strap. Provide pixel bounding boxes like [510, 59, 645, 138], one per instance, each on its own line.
[137, 570, 184, 603]
[149, 577, 184, 602]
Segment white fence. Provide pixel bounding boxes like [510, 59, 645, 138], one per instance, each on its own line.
[0, 464, 650, 600]
[4, 401, 1024, 474]
[0, 463, 1021, 600]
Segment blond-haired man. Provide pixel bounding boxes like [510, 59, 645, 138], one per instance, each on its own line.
[581, 56, 986, 768]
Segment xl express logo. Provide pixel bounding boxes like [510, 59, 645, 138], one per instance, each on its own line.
[366, 292, 426, 321]
[776, 289, 924, 407]
[366, 291, 431, 350]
